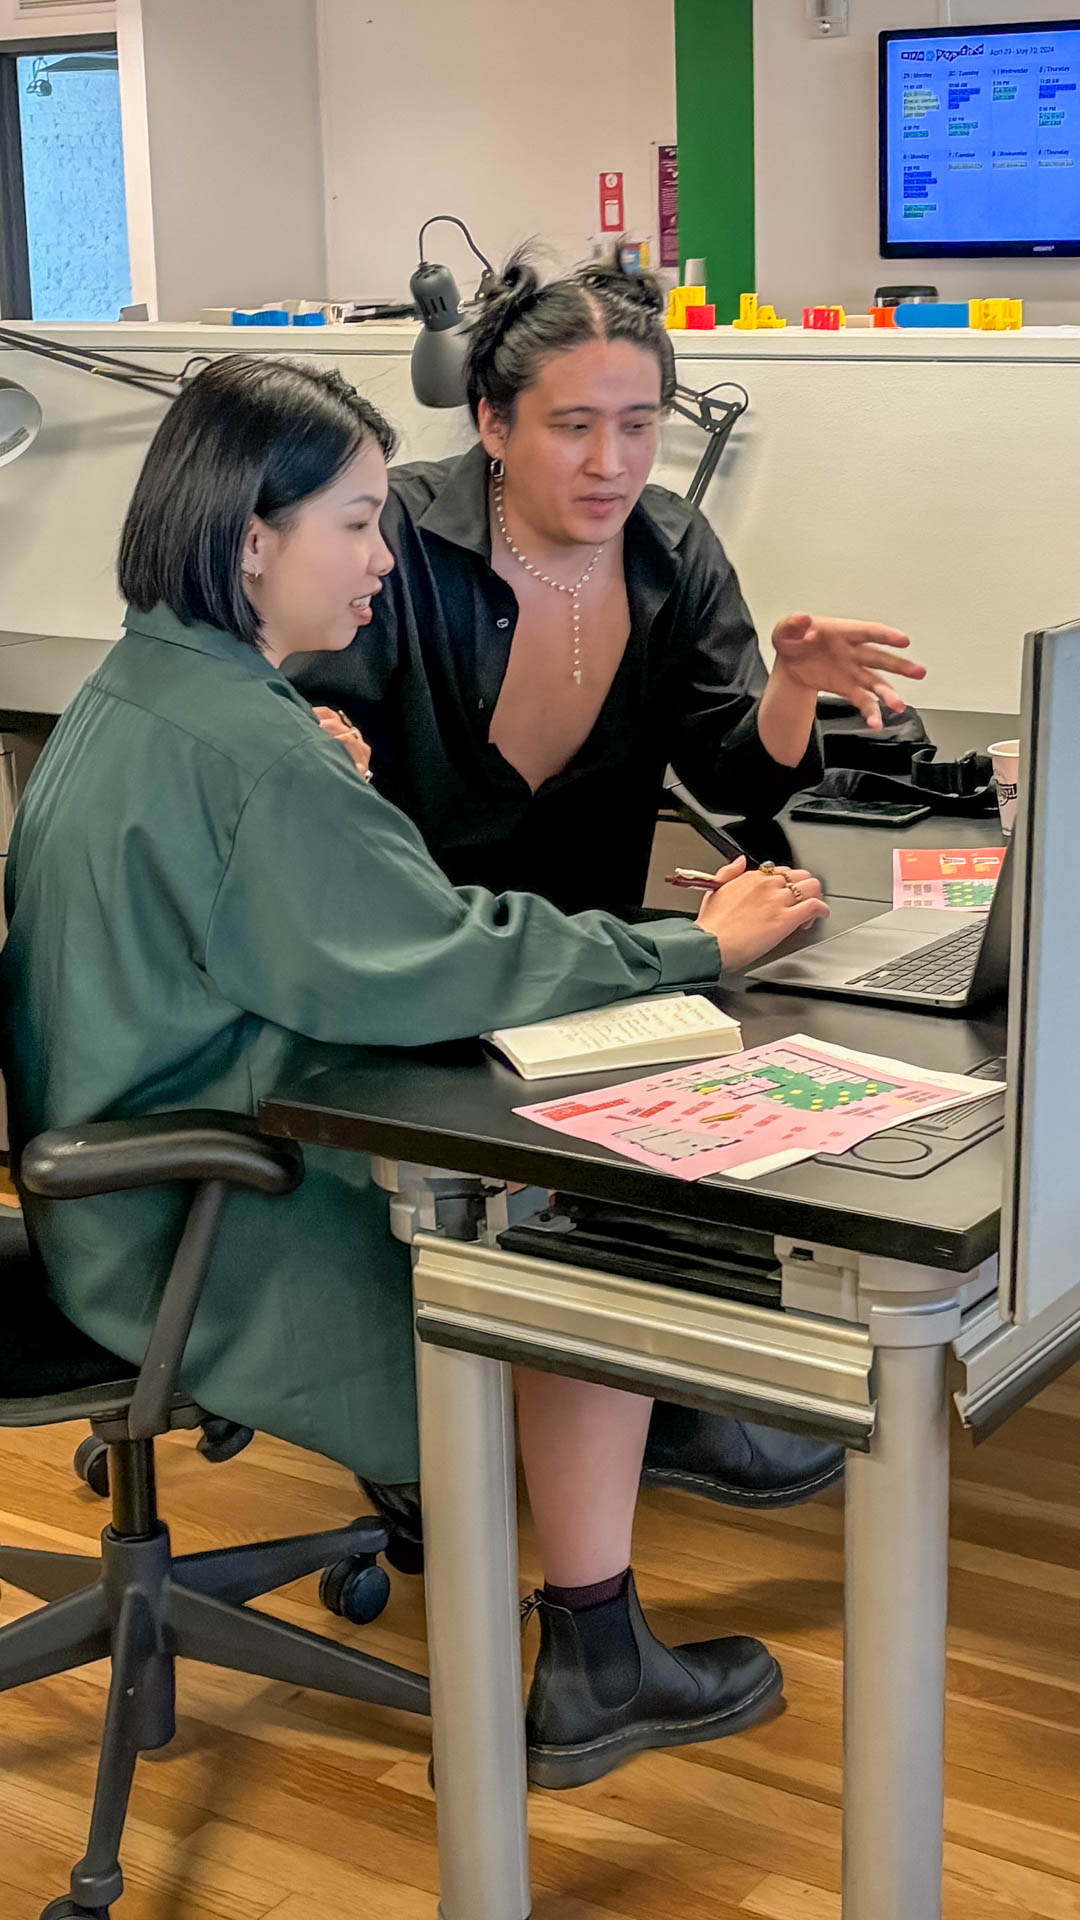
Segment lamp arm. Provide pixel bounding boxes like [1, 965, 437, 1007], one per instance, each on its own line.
[0, 325, 207, 401]
[671, 381, 750, 508]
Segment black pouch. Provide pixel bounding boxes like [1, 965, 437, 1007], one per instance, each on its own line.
[803, 760, 998, 818]
[808, 699, 998, 817]
[818, 695, 931, 774]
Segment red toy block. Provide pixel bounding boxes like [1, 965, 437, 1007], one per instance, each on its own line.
[802, 305, 844, 330]
[685, 303, 716, 330]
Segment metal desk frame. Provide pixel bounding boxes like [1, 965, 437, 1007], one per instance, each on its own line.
[369, 1158, 1023, 1920]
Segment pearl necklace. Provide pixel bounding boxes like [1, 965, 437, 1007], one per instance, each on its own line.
[491, 463, 602, 687]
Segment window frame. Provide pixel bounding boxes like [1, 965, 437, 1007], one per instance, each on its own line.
[0, 32, 120, 320]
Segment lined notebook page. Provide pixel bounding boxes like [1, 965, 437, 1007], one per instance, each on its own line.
[488, 995, 737, 1066]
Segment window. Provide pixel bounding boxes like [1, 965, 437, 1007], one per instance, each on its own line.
[0, 34, 131, 320]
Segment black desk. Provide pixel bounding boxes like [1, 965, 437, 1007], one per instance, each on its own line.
[653, 706, 1015, 906]
[262, 983, 1003, 1272]
[258, 869, 1012, 1920]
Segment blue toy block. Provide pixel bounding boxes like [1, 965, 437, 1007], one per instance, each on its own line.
[893, 302, 971, 328]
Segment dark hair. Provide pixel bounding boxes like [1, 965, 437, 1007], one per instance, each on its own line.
[464, 249, 676, 426]
[118, 355, 396, 650]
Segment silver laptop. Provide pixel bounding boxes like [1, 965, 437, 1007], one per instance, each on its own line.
[747, 840, 1012, 1013]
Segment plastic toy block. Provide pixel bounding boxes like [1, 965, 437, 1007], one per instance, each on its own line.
[731, 292, 787, 331]
[870, 306, 897, 327]
[802, 306, 845, 330]
[665, 284, 707, 329]
[844, 314, 873, 328]
[969, 297, 1022, 331]
[894, 301, 971, 328]
[685, 303, 717, 329]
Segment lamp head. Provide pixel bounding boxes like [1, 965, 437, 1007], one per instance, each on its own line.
[0, 378, 43, 468]
[409, 217, 494, 410]
[409, 260, 470, 409]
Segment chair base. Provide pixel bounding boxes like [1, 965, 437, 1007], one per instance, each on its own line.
[0, 1509, 430, 1912]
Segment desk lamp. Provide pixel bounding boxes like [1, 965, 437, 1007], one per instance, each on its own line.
[409, 215, 495, 407]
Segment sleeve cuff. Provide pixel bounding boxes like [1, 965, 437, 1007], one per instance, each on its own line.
[741, 712, 824, 806]
[673, 711, 824, 819]
[647, 918, 723, 987]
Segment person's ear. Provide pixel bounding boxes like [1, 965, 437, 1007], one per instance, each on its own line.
[477, 398, 508, 464]
[241, 515, 272, 583]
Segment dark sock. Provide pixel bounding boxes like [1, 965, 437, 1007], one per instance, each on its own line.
[542, 1568, 641, 1710]
[543, 1569, 630, 1610]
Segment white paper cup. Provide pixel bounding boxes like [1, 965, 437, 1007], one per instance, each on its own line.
[989, 738, 1020, 838]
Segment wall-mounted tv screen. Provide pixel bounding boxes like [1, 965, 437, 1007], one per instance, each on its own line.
[880, 20, 1080, 257]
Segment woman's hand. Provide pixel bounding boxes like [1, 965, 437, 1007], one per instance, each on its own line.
[771, 613, 926, 730]
[314, 706, 372, 781]
[693, 856, 829, 972]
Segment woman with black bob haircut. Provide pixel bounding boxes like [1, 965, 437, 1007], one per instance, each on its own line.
[292, 252, 924, 1513]
[2, 352, 822, 1789]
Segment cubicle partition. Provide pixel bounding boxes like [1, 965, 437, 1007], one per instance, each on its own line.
[2, 322, 1080, 718]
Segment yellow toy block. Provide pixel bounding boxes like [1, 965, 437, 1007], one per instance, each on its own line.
[731, 292, 787, 330]
[969, 297, 1023, 331]
[665, 284, 707, 330]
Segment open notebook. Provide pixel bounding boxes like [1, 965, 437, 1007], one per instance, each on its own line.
[483, 993, 742, 1081]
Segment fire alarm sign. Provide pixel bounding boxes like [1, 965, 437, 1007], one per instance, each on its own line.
[599, 171, 625, 233]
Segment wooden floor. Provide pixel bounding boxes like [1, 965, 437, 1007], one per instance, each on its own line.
[2, 1371, 1080, 1920]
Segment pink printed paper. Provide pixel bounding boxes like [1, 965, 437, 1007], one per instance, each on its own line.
[892, 846, 1005, 912]
[514, 1037, 991, 1183]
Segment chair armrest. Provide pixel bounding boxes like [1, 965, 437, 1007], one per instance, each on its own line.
[20, 1110, 303, 1201]
[19, 1113, 304, 1441]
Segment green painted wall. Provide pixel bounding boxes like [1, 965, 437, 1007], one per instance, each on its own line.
[674, 0, 755, 324]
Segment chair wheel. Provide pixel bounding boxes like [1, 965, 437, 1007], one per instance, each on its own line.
[319, 1556, 391, 1625]
[384, 1530, 425, 1577]
[40, 1898, 110, 1918]
[197, 1417, 254, 1463]
[73, 1436, 110, 1499]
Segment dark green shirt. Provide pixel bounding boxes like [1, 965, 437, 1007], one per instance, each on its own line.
[290, 443, 822, 914]
[0, 603, 717, 1479]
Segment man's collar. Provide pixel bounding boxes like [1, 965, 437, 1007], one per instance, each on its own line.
[415, 441, 493, 557]
[416, 440, 694, 576]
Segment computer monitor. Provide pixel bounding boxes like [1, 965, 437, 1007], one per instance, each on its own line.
[880, 20, 1080, 258]
[1000, 618, 1080, 1324]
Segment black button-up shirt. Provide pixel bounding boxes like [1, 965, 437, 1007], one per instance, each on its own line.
[290, 443, 821, 916]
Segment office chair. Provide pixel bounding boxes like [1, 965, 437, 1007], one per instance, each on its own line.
[0, 1110, 430, 1920]
[73, 1411, 423, 1628]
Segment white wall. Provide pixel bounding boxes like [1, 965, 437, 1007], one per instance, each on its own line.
[0, 2, 115, 40]
[115, 0, 327, 320]
[754, 0, 1080, 324]
[316, 0, 676, 301]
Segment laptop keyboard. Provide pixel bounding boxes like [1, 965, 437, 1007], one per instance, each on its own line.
[846, 919, 985, 996]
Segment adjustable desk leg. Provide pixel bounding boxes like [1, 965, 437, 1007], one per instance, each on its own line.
[377, 1160, 531, 1918]
[843, 1291, 959, 1920]
[419, 1337, 531, 1920]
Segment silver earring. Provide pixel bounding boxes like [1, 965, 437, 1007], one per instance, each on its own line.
[490, 458, 504, 481]
[242, 567, 262, 582]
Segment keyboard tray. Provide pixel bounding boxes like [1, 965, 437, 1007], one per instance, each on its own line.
[498, 1197, 781, 1307]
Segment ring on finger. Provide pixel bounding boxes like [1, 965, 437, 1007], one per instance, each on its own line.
[788, 882, 803, 902]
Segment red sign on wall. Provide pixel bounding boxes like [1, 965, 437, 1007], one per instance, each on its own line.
[599, 171, 625, 233]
